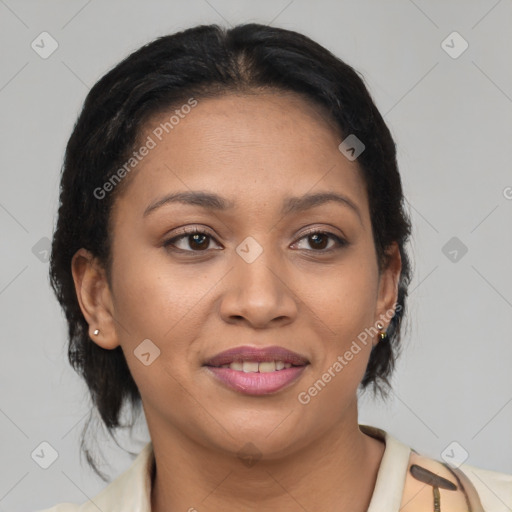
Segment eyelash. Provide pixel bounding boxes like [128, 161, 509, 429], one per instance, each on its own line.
[163, 227, 348, 255]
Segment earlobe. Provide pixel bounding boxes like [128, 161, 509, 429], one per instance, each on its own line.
[71, 248, 120, 350]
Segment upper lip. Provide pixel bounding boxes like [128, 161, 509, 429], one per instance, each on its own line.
[204, 345, 310, 367]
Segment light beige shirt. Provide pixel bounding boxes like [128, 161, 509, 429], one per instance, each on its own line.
[37, 424, 512, 511]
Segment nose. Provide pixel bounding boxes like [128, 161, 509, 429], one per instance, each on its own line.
[219, 243, 298, 329]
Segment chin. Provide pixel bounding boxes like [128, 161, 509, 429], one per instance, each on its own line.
[207, 414, 307, 457]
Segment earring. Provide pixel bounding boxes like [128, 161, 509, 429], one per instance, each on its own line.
[376, 322, 388, 342]
[93, 329, 100, 336]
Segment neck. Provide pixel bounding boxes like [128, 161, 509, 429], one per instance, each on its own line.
[149, 402, 385, 512]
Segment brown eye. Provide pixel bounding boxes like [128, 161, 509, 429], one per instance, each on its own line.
[163, 228, 221, 252]
[163, 227, 348, 255]
[186, 233, 210, 250]
[308, 233, 329, 250]
[294, 230, 348, 252]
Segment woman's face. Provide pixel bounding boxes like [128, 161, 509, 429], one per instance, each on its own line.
[79, 92, 401, 457]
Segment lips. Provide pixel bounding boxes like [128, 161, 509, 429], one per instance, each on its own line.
[204, 345, 309, 367]
[203, 345, 310, 395]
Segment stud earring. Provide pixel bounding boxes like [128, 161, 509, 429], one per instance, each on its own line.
[93, 329, 100, 336]
[376, 322, 388, 342]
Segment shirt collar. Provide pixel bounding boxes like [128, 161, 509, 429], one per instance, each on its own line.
[81, 441, 155, 512]
[360, 424, 412, 512]
[81, 425, 410, 512]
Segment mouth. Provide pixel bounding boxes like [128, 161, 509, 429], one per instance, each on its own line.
[203, 345, 309, 369]
[203, 345, 310, 395]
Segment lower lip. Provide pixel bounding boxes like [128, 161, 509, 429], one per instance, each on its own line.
[205, 365, 308, 395]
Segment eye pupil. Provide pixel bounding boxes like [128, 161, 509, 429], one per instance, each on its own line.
[310, 233, 328, 250]
[190, 233, 209, 250]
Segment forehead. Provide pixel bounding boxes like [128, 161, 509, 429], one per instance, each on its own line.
[113, 92, 368, 221]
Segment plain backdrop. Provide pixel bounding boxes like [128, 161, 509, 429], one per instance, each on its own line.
[0, 1, 511, 510]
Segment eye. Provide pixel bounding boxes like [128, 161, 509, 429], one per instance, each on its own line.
[163, 227, 348, 254]
[293, 229, 348, 252]
[163, 227, 221, 252]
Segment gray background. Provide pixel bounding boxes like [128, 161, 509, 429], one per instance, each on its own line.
[1, 0, 511, 510]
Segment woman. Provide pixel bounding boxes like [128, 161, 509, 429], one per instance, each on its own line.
[42, 23, 511, 512]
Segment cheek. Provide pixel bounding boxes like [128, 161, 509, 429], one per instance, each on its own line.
[110, 247, 218, 397]
[301, 256, 378, 339]
[296, 251, 378, 395]
[111, 244, 211, 339]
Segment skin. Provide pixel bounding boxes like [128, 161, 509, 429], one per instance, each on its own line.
[72, 91, 402, 512]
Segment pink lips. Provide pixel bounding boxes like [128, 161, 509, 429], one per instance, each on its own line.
[203, 345, 309, 396]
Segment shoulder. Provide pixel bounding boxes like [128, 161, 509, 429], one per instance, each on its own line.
[458, 461, 512, 511]
[401, 450, 512, 512]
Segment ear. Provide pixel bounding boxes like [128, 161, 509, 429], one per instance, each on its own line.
[71, 248, 120, 350]
[373, 242, 402, 346]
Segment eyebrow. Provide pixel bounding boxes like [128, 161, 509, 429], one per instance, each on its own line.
[143, 190, 362, 223]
